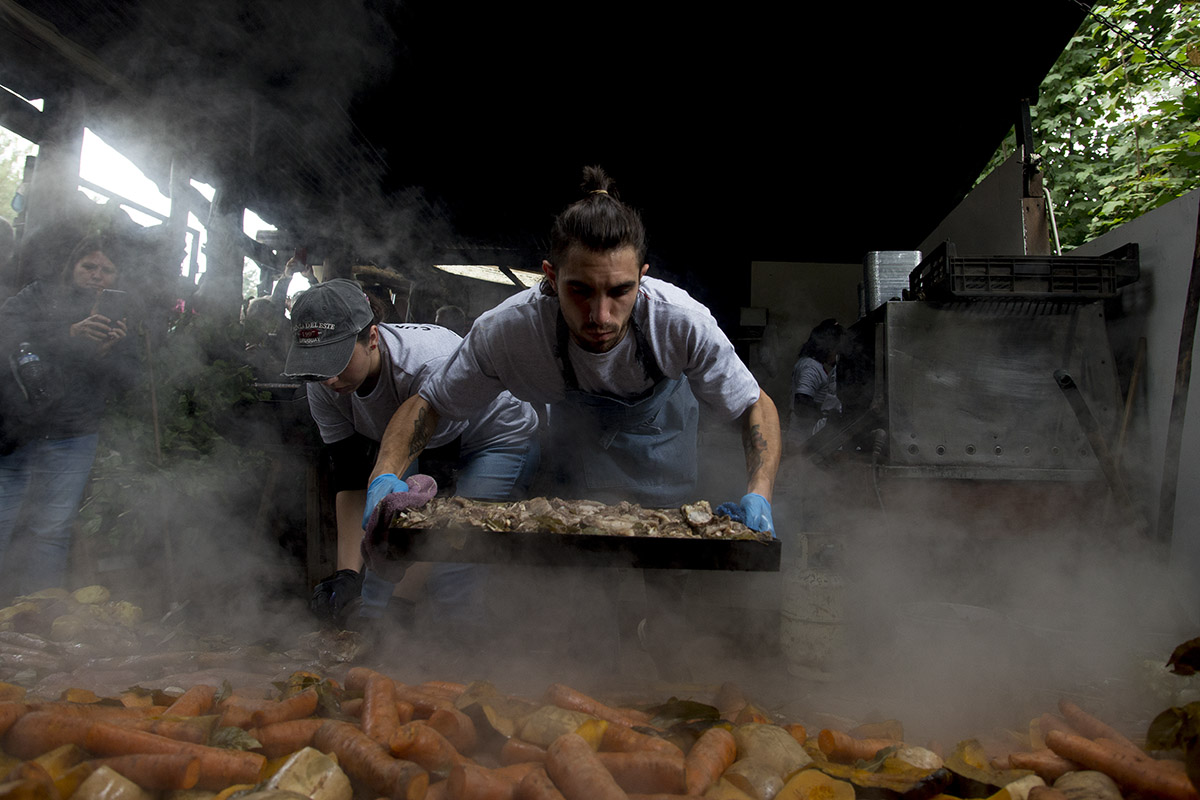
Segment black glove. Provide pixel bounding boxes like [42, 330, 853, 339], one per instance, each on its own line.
[309, 569, 364, 625]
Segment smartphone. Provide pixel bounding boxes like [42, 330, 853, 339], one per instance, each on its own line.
[95, 289, 128, 321]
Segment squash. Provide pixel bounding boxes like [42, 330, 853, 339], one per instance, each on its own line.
[777, 768, 857, 800]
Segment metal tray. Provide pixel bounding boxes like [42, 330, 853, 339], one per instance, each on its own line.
[381, 527, 781, 571]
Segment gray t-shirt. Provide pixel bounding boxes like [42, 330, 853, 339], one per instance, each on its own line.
[421, 277, 761, 420]
[307, 322, 537, 454]
[790, 355, 840, 414]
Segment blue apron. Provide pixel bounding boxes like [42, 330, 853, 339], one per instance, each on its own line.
[547, 311, 699, 508]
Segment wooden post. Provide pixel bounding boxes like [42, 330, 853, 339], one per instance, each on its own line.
[1156, 206, 1200, 543]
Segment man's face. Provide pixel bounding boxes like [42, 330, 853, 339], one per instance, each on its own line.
[543, 246, 648, 354]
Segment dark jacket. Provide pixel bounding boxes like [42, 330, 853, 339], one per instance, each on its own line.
[0, 280, 138, 447]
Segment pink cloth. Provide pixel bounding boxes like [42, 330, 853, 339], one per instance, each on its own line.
[361, 473, 437, 574]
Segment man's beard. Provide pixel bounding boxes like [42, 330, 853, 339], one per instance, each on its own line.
[574, 320, 627, 353]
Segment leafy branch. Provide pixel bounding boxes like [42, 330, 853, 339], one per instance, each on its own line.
[978, 0, 1200, 249]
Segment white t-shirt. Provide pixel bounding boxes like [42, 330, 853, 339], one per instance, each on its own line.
[306, 322, 537, 454]
[420, 277, 761, 421]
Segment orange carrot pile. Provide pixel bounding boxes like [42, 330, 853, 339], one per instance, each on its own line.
[2, 664, 1195, 800]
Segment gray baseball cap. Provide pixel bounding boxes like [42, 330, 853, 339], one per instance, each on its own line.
[283, 278, 374, 380]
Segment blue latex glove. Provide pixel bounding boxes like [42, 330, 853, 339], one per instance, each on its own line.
[717, 493, 774, 536]
[362, 473, 409, 529]
[739, 493, 774, 535]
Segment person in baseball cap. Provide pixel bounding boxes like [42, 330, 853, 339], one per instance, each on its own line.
[282, 273, 540, 635]
[283, 278, 374, 380]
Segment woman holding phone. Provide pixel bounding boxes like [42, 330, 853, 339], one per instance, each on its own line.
[0, 233, 136, 597]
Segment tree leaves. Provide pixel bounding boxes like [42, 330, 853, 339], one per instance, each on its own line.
[976, 0, 1199, 249]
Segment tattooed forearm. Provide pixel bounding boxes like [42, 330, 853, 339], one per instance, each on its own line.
[744, 422, 767, 476]
[409, 405, 433, 457]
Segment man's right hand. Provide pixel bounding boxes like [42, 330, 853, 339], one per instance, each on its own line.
[362, 472, 409, 529]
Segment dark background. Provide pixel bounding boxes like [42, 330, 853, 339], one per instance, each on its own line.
[0, 0, 1094, 312]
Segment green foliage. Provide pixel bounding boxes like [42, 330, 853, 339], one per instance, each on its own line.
[978, 0, 1200, 249]
[0, 129, 35, 225]
[77, 313, 270, 554]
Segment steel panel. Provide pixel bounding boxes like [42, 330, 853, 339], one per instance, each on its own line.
[884, 301, 1121, 474]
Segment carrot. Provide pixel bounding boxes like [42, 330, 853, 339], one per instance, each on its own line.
[1036, 713, 1081, 745]
[544, 684, 649, 729]
[601, 723, 682, 756]
[314, 720, 429, 800]
[217, 695, 271, 729]
[545, 732, 629, 800]
[0, 701, 26, 738]
[421, 680, 468, 698]
[1008, 748, 1082, 782]
[344, 666, 382, 693]
[627, 795, 707, 800]
[394, 684, 455, 717]
[341, 697, 363, 717]
[447, 763, 519, 800]
[249, 719, 324, 758]
[390, 720, 470, 775]
[1097, 735, 1157, 762]
[1045, 729, 1199, 800]
[427, 779, 449, 800]
[23, 704, 210, 751]
[515, 768, 567, 800]
[83, 721, 266, 790]
[26, 702, 153, 719]
[361, 674, 400, 746]
[1057, 700, 1139, 752]
[783, 723, 807, 746]
[495, 763, 542, 783]
[502, 738, 548, 766]
[429, 707, 478, 755]
[817, 729, 897, 763]
[3, 711, 92, 758]
[684, 727, 736, 796]
[397, 699, 416, 724]
[250, 687, 319, 729]
[164, 685, 217, 718]
[90, 754, 200, 790]
[123, 716, 214, 744]
[596, 751, 686, 794]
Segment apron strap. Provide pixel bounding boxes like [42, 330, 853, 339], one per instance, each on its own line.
[554, 306, 665, 391]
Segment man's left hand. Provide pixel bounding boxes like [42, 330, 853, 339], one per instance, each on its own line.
[738, 493, 774, 535]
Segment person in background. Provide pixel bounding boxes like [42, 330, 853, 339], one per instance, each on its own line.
[284, 278, 539, 631]
[434, 304, 468, 336]
[788, 318, 844, 443]
[0, 234, 136, 597]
